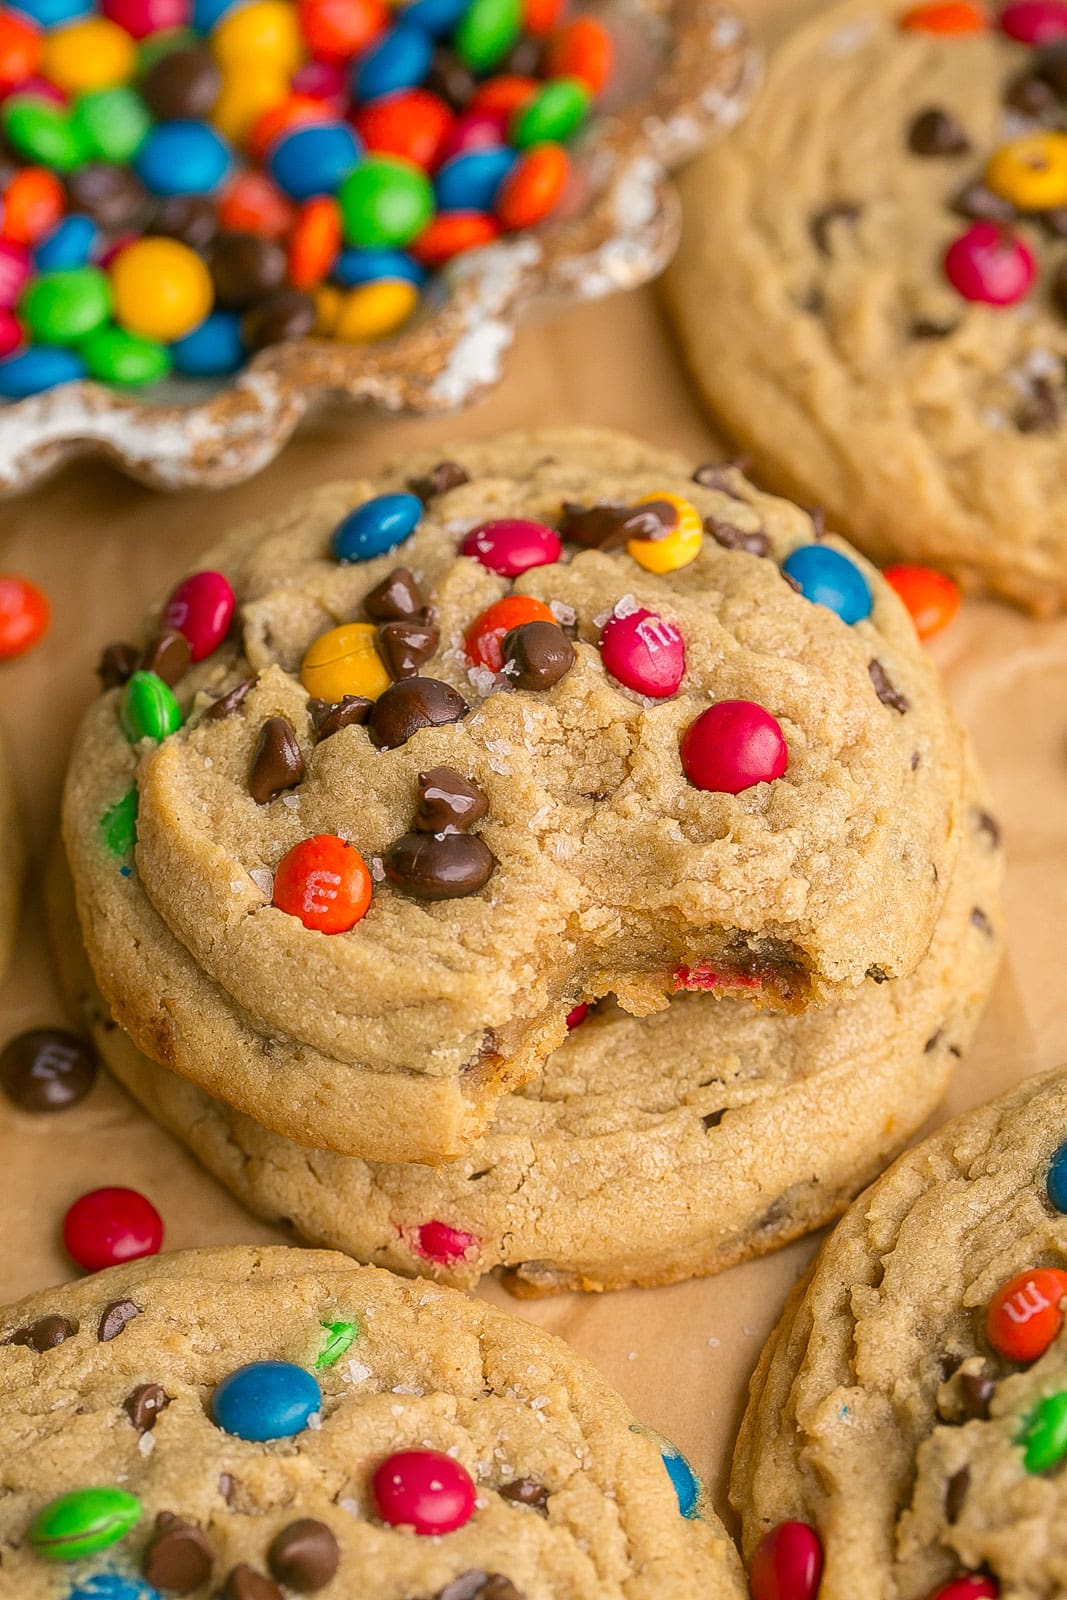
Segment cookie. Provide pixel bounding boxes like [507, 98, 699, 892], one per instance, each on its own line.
[0, 725, 25, 981]
[49, 747, 1001, 1295]
[62, 429, 965, 1164]
[664, 0, 1067, 613]
[0, 1245, 743, 1600]
[730, 1066, 1067, 1600]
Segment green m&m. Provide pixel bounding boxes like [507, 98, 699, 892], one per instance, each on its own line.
[28, 1486, 141, 1561]
[71, 88, 152, 165]
[82, 326, 171, 388]
[454, 0, 522, 71]
[1020, 1391, 1067, 1474]
[21, 269, 111, 346]
[339, 157, 434, 250]
[2, 97, 86, 172]
[119, 671, 181, 744]
[511, 79, 591, 148]
[315, 1318, 359, 1370]
[100, 786, 139, 858]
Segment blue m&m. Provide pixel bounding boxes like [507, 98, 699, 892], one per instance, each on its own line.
[351, 21, 434, 102]
[0, 344, 86, 397]
[435, 147, 517, 212]
[332, 248, 426, 288]
[1047, 1138, 1067, 1212]
[170, 309, 245, 376]
[659, 1443, 701, 1518]
[210, 1360, 321, 1441]
[34, 214, 97, 271]
[331, 491, 422, 562]
[133, 121, 232, 197]
[67, 1576, 160, 1600]
[782, 544, 873, 625]
[268, 122, 363, 202]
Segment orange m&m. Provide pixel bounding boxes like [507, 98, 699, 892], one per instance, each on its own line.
[0, 168, 64, 248]
[497, 142, 569, 229]
[883, 563, 961, 639]
[900, 0, 987, 29]
[0, 574, 49, 660]
[465, 594, 556, 671]
[288, 196, 342, 289]
[412, 210, 499, 266]
[987, 1266, 1067, 1362]
[545, 17, 614, 95]
[272, 834, 373, 933]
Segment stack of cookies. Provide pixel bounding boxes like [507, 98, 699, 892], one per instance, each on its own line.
[56, 427, 1002, 1297]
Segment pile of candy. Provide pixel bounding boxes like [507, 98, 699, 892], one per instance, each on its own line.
[0, 0, 614, 398]
[901, 0, 1067, 309]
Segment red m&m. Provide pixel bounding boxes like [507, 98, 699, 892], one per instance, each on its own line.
[749, 1521, 824, 1600]
[599, 606, 685, 699]
[927, 1579, 998, 1600]
[272, 833, 373, 933]
[0, 573, 49, 659]
[986, 1266, 1067, 1362]
[411, 1219, 478, 1263]
[372, 1449, 477, 1534]
[999, 0, 1067, 40]
[63, 1186, 164, 1271]
[680, 700, 788, 794]
[944, 224, 1036, 306]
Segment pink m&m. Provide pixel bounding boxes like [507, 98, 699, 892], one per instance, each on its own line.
[681, 701, 788, 794]
[0, 240, 30, 310]
[0, 310, 21, 360]
[566, 1001, 589, 1028]
[437, 108, 510, 164]
[749, 1521, 824, 1600]
[161, 569, 236, 662]
[63, 1186, 164, 1272]
[927, 1579, 998, 1600]
[101, 0, 190, 38]
[461, 518, 561, 577]
[372, 1449, 477, 1535]
[411, 1219, 477, 1264]
[944, 223, 1035, 305]
[999, 0, 1067, 40]
[599, 606, 685, 699]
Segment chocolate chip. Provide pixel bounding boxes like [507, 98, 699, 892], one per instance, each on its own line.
[908, 107, 970, 155]
[223, 1564, 282, 1600]
[67, 162, 149, 231]
[0, 1029, 96, 1112]
[869, 660, 909, 714]
[501, 620, 575, 690]
[952, 181, 1017, 223]
[438, 1576, 523, 1600]
[98, 1299, 140, 1342]
[910, 318, 958, 339]
[248, 717, 305, 804]
[925, 1030, 943, 1053]
[385, 830, 494, 900]
[499, 1478, 549, 1510]
[141, 46, 222, 121]
[240, 288, 316, 351]
[973, 808, 1001, 848]
[124, 1382, 170, 1432]
[211, 232, 288, 309]
[415, 767, 488, 833]
[558, 498, 676, 550]
[692, 458, 750, 494]
[97, 641, 139, 690]
[424, 47, 477, 108]
[971, 906, 994, 935]
[705, 516, 769, 557]
[364, 566, 424, 621]
[945, 1466, 970, 1523]
[960, 1371, 995, 1419]
[809, 204, 861, 255]
[5, 1314, 78, 1351]
[267, 1520, 339, 1593]
[1006, 69, 1059, 117]
[206, 679, 254, 720]
[367, 676, 468, 749]
[142, 1514, 214, 1593]
[378, 617, 439, 678]
[308, 695, 372, 741]
[149, 193, 219, 251]
[140, 628, 192, 687]
[866, 965, 888, 983]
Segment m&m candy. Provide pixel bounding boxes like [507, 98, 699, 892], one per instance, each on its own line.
[926, 1580, 998, 1600]
[459, 516, 560, 575]
[272, 833, 373, 931]
[883, 563, 961, 639]
[748, 1521, 824, 1600]
[599, 606, 685, 698]
[986, 1266, 1067, 1361]
[371, 1449, 477, 1533]
[211, 1360, 321, 1440]
[944, 223, 1036, 306]
[782, 543, 873, 624]
[301, 621, 392, 700]
[62, 1186, 164, 1270]
[28, 1488, 142, 1562]
[161, 568, 235, 659]
[680, 701, 789, 793]
[331, 491, 422, 561]
[0, 0, 616, 401]
[465, 593, 555, 670]
[0, 573, 49, 658]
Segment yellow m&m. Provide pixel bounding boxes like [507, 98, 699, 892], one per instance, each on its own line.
[334, 279, 419, 343]
[211, 60, 291, 145]
[986, 132, 1067, 210]
[41, 17, 136, 93]
[211, 0, 304, 75]
[301, 623, 391, 702]
[110, 238, 213, 342]
[626, 492, 704, 574]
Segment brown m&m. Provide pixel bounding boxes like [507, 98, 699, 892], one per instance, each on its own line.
[0, 1028, 96, 1112]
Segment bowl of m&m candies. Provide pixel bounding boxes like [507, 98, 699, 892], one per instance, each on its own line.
[0, 0, 755, 491]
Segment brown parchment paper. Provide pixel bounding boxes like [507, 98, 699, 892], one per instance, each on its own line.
[1, 41, 1066, 1529]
